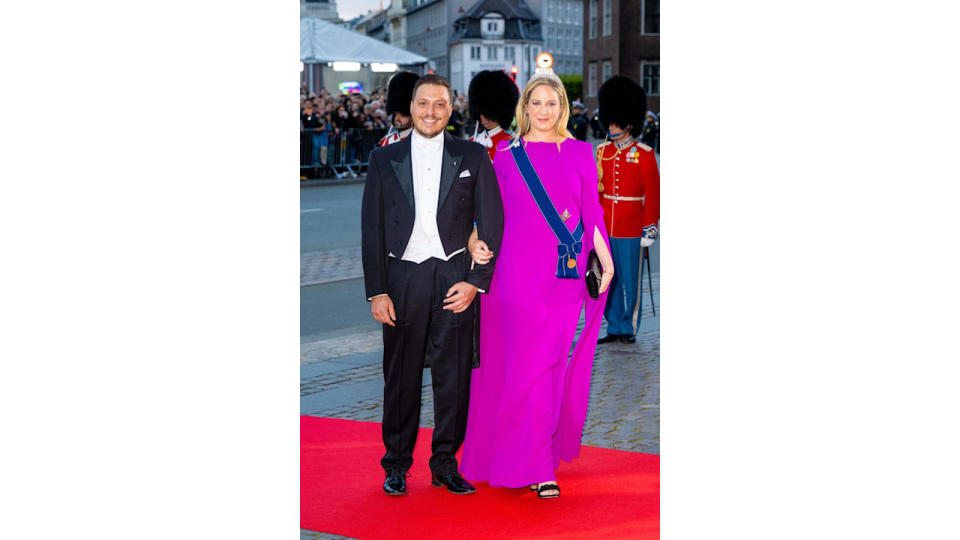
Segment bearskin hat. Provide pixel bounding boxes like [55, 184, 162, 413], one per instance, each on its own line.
[598, 76, 646, 137]
[468, 70, 520, 129]
[385, 71, 420, 116]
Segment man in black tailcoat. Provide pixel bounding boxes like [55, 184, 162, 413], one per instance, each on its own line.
[361, 74, 504, 497]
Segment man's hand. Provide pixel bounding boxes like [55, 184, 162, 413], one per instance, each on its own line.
[443, 282, 478, 313]
[371, 295, 397, 326]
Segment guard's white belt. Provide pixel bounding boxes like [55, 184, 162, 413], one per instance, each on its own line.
[603, 194, 646, 202]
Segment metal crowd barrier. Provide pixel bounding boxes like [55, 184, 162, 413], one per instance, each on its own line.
[300, 127, 388, 180]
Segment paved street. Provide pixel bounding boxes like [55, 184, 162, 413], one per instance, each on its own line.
[301, 170, 659, 540]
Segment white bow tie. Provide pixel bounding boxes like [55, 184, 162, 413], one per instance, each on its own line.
[415, 133, 443, 150]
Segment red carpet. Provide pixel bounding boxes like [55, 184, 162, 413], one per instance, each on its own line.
[301, 416, 659, 539]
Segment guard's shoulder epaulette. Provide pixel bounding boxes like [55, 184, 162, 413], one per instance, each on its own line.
[634, 142, 653, 152]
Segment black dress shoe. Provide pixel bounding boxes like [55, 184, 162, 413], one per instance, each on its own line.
[619, 335, 636, 344]
[383, 469, 407, 496]
[431, 472, 477, 494]
[597, 334, 622, 344]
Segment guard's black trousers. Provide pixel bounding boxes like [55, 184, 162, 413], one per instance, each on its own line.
[380, 253, 474, 476]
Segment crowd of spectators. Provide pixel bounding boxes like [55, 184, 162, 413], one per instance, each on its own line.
[300, 83, 656, 179]
[300, 85, 392, 178]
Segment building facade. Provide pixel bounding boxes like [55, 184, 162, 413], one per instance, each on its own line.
[404, 0, 477, 77]
[524, 0, 582, 76]
[386, 1, 410, 49]
[351, 7, 391, 42]
[582, 0, 658, 113]
[300, 0, 340, 22]
[448, 0, 544, 95]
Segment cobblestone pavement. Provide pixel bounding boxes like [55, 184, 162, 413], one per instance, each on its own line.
[301, 247, 362, 286]
[301, 329, 381, 364]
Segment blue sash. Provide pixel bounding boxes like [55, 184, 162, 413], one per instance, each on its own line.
[510, 139, 583, 279]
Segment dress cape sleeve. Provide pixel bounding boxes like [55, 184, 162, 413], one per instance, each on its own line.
[580, 141, 611, 272]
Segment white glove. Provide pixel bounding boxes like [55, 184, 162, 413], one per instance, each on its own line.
[641, 224, 658, 247]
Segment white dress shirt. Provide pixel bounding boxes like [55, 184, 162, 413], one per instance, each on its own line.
[398, 130, 465, 263]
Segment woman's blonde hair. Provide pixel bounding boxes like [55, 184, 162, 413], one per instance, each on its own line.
[513, 77, 574, 141]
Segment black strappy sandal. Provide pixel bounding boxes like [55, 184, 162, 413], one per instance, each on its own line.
[537, 483, 560, 499]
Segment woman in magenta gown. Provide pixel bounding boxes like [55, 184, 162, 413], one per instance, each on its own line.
[460, 67, 615, 498]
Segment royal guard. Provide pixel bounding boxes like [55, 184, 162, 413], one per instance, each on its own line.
[595, 76, 660, 345]
[467, 70, 519, 161]
[377, 71, 420, 147]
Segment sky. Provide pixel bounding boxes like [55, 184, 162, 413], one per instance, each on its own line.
[338, 0, 386, 21]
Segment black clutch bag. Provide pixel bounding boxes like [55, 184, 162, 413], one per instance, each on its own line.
[585, 249, 601, 299]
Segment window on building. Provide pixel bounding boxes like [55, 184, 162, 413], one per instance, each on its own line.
[642, 63, 659, 95]
[481, 13, 504, 39]
[487, 46, 497, 60]
[505, 46, 515, 60]
[589, 0, 597, 39]
[588, 62, 597, 96]
[602, 60, 612, 83]
[603, 0, 612, 36]
[643, 0, 660, 34]
[470, 46, 481, 59]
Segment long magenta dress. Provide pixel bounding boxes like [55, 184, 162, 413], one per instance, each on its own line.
[460, 137, 611, 488]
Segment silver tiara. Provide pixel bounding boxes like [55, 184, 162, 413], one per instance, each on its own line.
[528, 52, 562, 85]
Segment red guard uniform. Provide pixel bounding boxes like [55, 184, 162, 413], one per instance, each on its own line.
[469, 125, 513, 162]
[596, 139, 660, 238]
[377, 127, 413, 148]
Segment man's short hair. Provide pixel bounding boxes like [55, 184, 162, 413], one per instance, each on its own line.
[412, 74, 454, 105]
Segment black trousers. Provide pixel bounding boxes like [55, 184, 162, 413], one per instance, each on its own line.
[380, 253, 474, 476]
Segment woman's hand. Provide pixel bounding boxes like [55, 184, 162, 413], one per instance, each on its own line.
[594, 225, 614, 294]
[470, 239, 494, 266]
[467, 225, 493, 268]
[599, 270, 614, 295]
